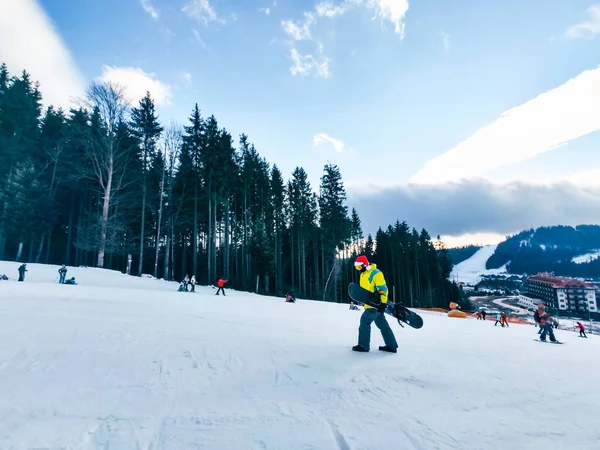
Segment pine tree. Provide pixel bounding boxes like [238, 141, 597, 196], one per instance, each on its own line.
[130, 92, 163, 276]
[319, 163, 350, 300]
[181, 104, 205, 279]
[287, 167, 316, 296]
[271, 165, 285, 292]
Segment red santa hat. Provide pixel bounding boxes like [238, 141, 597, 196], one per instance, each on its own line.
[355, 255, 370, 269]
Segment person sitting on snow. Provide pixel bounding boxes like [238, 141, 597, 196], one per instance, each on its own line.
[349, 302, 360, 311]
[177, 283, 187, 292]
[0, 274, 8, 281]
[63, 277, 77, 285]
[285, 293, 296, 303]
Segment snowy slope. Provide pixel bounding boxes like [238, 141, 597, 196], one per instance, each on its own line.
[0, 260, 176, 291]
[450, 244, 508, 285]
[572, 250, 600, 264]
[1, 265, 599, 449]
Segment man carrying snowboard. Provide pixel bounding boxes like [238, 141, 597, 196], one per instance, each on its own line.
[352, 255, 398, 354]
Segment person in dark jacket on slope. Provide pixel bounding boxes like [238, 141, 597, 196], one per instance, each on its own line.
[58, 265, 67, 284]
[18, 264, 27, 282]
[537, 304, 557, 342]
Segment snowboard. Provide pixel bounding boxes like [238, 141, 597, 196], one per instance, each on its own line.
[348, 283, 423, 329]
[533, 339, 564, 345]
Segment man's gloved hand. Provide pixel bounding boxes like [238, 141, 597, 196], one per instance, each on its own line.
[377, 301, 387, 313]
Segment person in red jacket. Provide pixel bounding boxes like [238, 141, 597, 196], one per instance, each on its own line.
[216, 278, 227, 296]
[576, 322, 587, 338]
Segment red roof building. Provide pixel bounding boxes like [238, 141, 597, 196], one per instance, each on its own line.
[526, 273, 598, 314]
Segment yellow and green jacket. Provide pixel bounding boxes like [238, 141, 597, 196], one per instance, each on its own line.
[359, 264, 388, 309]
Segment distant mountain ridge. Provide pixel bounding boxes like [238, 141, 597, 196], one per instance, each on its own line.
[485, 225, 600, 278]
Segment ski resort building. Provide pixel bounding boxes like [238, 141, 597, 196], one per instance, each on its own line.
[524, 273, 598, 314]
[517, 294, 542, 309]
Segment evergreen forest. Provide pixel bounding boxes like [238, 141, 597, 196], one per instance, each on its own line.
[0, 63, 461, 306]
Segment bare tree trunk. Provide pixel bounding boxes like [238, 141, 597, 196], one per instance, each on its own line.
[27, 237, 34, 262]
[138, 179, 146, 276]
[208, 182, 213, 283]
[97, 155, 113, 268]
[154, 160, 165, 278]
[301, 238, 307, 295]
[291, 228, 295, 288]
[242, 191, 247, 288]
[212, 194, 217, 281]
[256, 274, 259, 294]
[224, 201, 230, 279]
[45, 229, 52, 263]
[181, 234, 187, 281]
[35, 233, 45, 263]
[170, 222, 175, 280]
[313, 240, 320, 297]
[0, 233, 5, 261]
[163, 233, 170, 280]
[16, 241, 24, 261]
[193, 181, 198, 279]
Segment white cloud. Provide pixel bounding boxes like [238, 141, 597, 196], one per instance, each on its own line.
[192, 28, 210, 50]
[411, 66, 600, 184]
[440, 30, 450, 52]
[313, 132, 344, 152]
[566, 5, 600, 39]
[440, 232, 506, 248]
[365, 0, 410, 39]
[348, 178, 600, 238]
[0, 0, 85, 110]
[182, 0, 219, 25]
[290, 48, 330, 78]
[563, 167, 600, 187]
[260, 7, 271, 15]
[139, 0, 159, 20]
[98, 66, 172, 107]
[282, 13, 316, 40]
[182, 71, 193, 85]
[316, 1, 347, 17]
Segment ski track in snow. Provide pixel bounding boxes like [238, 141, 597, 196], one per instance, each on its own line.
[0, 261, 599, 449]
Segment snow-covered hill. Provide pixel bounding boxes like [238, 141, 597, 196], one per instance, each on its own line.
[449, 244, 508, 285]
[1, 262, 598, 449]
[572, 250, 600, 264]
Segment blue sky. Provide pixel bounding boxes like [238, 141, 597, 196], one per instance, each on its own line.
[2, 0, 600, 246]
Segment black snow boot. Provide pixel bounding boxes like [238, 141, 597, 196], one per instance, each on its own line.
[352, 345, 369, 352]
[379, 346, 397, 353]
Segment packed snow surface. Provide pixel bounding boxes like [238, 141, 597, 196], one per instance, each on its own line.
[1, 261, 599, 449]
[450, 244, 508, 285]
[572, 250, 600, 264]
